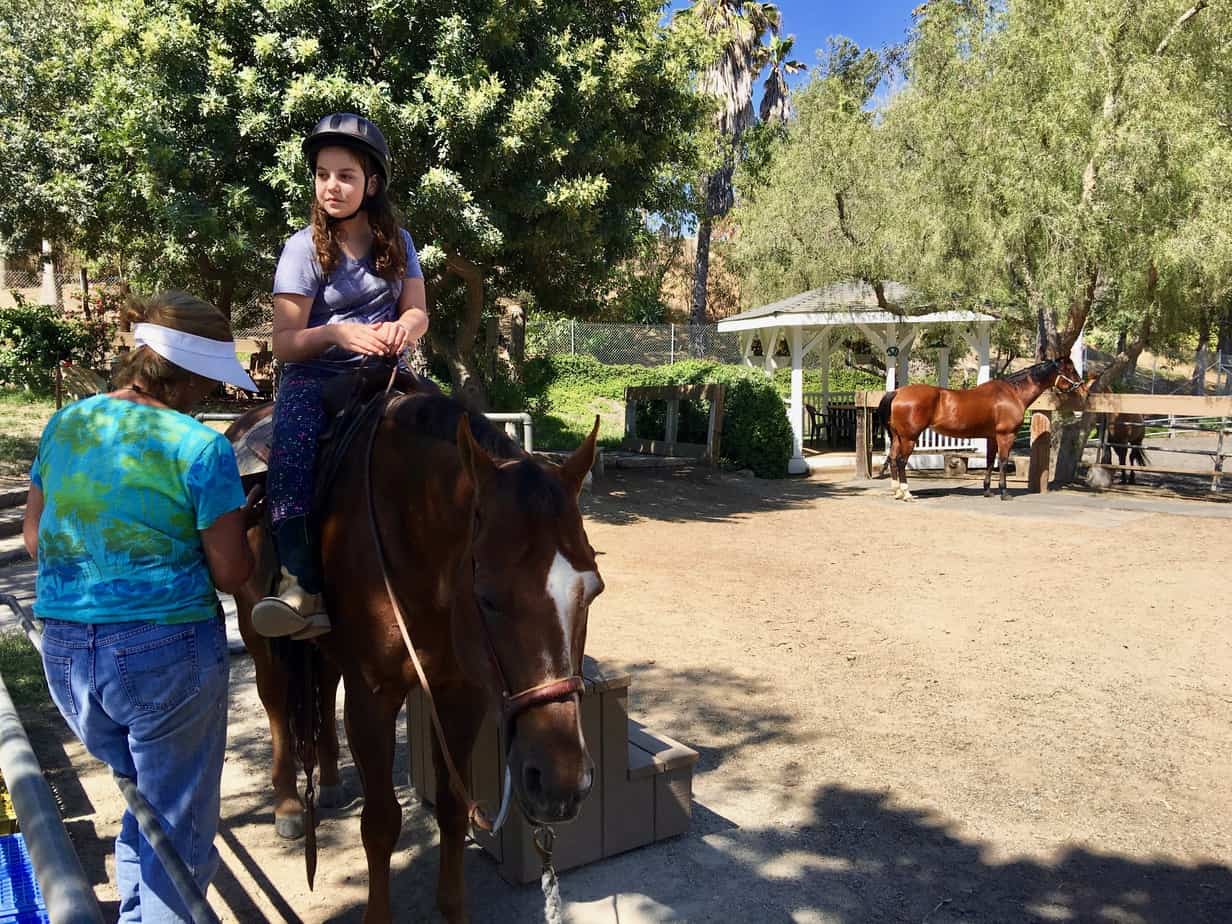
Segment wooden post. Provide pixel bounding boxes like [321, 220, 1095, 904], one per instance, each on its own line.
[624, 390, 637, 442]
[705, 385, 725, 465]
[1028, 412, 1052, 493]
[79, 267, 90, 320]
[855, 392, 872, 479]
[664, 398, 679, 451]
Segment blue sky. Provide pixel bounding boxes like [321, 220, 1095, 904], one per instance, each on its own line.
[668, 1, 920, 89]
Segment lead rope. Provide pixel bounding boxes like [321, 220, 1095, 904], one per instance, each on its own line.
[365, 367, 508, 832]
[533, 826, 564, 924]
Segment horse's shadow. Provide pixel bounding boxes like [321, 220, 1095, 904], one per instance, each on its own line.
[310, 780, 1232, 923]
[219, 653, 1232, 923]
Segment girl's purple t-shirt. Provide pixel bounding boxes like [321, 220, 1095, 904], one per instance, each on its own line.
[272, 226, 423, 370]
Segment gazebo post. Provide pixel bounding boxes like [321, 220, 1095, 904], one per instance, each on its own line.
[788, 327, 806, 474]
[819, 333, 830, 415]
[976, 322, 991, 384]
[937, 347, 950, 388]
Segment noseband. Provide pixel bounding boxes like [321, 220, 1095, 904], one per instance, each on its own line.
[1054, 370, 1084, 393]
[363, 377, 582, 832]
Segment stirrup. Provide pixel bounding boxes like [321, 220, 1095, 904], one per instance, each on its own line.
[251, 568, 330, 638]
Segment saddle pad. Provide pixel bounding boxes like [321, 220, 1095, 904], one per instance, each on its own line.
[234, 414, 274, 477]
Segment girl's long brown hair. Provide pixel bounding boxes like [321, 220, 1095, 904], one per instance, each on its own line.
[310, 147, 407, 282]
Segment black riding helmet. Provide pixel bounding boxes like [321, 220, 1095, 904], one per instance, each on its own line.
[302, 112, 392, 180]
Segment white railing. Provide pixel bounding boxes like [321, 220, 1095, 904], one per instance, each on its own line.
[912, 429, 981, 452]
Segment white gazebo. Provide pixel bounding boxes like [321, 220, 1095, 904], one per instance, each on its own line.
[716, 282, 997, 474]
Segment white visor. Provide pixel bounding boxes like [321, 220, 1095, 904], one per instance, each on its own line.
[133, 323, 259, 392]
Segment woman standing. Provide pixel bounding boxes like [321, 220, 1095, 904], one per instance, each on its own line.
[251, 112, 428, 640]
[23, 290, 256, 922]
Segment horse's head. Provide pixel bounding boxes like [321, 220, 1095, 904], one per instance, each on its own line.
[454, 416, 604, 824]
[1050, 355, 1083, 393]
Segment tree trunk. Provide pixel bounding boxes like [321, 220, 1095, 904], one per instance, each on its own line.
[1191, 306, 1212, 395]
[431, 253, 489, 410]
[1051, 322, 1150, 486]
[689, 213, 713, 358]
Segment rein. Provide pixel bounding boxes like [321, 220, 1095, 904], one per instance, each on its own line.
[362, 368, 583, 833]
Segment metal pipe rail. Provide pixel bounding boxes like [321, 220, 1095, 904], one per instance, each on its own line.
[198, 411, 536, 452]
[0, 596, 217, 922]
[0, 602, 102, 922]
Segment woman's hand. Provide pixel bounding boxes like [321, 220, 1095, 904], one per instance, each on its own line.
[373, 319, 417, 356]
[329, 322, 389, 356]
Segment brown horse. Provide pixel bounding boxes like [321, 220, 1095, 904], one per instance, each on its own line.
[878, 357, 1083, 501]
[228, 390, 603, 922]
[1100, 413, 1149, 484]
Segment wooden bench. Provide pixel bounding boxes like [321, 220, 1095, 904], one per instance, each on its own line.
[405, 656, 699, 884]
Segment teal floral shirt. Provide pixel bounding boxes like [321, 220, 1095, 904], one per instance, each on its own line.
[30, 395, 245, 624]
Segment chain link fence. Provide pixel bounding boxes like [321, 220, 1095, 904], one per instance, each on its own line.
[526, 319, 744, 366]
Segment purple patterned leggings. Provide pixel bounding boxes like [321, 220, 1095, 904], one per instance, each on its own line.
[267, 365, 334, 525]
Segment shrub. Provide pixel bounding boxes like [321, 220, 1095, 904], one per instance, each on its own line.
[524, 355, 793, 477]
[0, 297, 115, 394]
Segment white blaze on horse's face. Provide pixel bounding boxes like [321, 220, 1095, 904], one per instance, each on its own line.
[544, 550, 601, 667]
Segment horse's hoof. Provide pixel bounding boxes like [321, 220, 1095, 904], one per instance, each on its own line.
[275, 812, 305, 840]
[900, 491, 915, 502]
[983, 490, 992, 498]
[1000, 494, 1010, 502]
[317, 782, 346, 809]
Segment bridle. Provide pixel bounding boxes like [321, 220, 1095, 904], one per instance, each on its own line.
[1053, 368, 1084, 393]
[362, 372, 583, 832]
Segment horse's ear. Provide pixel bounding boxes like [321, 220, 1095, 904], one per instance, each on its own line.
[559, 416, 600, 498]
[456, 414, 496, 495]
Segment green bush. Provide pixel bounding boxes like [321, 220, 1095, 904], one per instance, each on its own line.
[0, 297, 115, 394]
[524, 355, 794, 477]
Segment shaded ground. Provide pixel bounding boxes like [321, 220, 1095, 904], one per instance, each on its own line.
[3, 466, 1230, 922]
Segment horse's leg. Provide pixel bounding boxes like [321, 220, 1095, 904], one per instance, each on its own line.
[344, 680, 406, 924]
[431, 687, 486, 924]
[316, 661, 344, 808]
[238, 601, 306, 838]
[983, 435, 996, 497]
[887, 431, 901, 497]
[998, 432, 1014, 500]
[1115, 444, 1129, 484]
[897, 439, 916, 501]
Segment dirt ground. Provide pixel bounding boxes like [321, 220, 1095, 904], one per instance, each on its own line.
[6, 466, 1232, 923]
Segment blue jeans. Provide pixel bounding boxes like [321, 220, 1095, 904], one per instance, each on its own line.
[40, 618, 229, 923]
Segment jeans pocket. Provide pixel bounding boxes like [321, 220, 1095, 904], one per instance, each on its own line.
[114, 627, 200, 714]
[41, 653, 78, 717]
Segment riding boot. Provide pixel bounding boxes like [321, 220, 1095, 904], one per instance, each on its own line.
[251, 516, 331, 640]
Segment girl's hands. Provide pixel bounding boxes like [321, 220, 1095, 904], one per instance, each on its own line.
[373, 319, 417, 355]
[330, 322, 389, 356]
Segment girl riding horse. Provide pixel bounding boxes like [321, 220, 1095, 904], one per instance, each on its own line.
[252, 113, 429, 640]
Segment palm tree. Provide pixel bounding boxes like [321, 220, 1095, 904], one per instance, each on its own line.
[678, 1, 783, 354]
[759, 34, 807, 125]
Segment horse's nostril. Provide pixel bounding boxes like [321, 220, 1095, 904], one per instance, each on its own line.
[523, 765, 544, 799]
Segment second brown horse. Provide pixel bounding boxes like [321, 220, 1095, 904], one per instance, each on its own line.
[878, 357, 1082, 501]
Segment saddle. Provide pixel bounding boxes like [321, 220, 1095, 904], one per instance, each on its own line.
[232, 362, 438, 514]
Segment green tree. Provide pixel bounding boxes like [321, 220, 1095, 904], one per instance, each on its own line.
[892, 0, 1230, 478]
[1, 0, 702, 404]
[731, 38, 901, 308]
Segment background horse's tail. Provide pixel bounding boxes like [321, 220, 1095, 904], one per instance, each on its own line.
[272, 636, 325, 888]
[877, 391, 897, 439]
[1132, 445, 1150, 467]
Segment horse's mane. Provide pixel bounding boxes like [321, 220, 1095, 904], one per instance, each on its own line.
[1001, 359, 1057, 384]
[390, 392, 575, 518]
[389, 392, 524, 461]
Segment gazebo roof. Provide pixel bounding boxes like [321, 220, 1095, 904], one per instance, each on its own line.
[716, 281, 995, 333]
